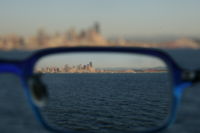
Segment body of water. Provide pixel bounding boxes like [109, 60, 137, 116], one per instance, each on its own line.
[0, 49, 200, 133]
[39, 73, 172, 133]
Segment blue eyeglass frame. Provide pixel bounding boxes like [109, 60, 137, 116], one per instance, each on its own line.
[0, 46, 195, 133]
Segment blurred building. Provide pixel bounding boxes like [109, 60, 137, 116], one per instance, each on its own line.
[0, 22, 199, 50]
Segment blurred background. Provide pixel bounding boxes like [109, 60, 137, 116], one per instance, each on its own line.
[0, 0, 200, 50]
[0, 0, 200, 133]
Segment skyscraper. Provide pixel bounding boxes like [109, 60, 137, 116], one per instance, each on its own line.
[89, 61, 93, 67]
[94, 22, 100, 33]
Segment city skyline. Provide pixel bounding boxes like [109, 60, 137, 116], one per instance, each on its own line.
[0, 22, 199, 50]
[35, 53, 166, 71]
[35, 61, 167, 73]
[0, 0, 200, 38]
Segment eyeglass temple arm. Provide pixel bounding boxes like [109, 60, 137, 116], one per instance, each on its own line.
[0, 59, 21, 74]
[182, 69, 200, 84]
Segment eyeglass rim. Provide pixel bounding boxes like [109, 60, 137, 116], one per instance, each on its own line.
[2, 46, 192, 133]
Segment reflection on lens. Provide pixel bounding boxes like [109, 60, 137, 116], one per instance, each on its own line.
[34, 52, 172, 133]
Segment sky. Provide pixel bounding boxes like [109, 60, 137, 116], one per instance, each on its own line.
[0, 0, 200, 38]
[35, 53, 166, 69]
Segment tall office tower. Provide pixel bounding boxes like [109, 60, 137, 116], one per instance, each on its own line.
[89, 61, 93, 67]
[67, 28, 77, 41]
[94, 22, 100, 33]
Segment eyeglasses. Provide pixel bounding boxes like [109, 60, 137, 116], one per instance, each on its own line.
[0, 47, 199, 133]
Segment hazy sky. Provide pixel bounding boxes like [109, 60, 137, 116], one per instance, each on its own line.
[0, 0, 200, 38]
[35, 53, 165, 69]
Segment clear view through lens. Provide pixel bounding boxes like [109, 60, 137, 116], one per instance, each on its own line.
[34, 52, 172, 133]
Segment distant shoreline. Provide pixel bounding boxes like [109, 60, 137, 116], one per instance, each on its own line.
[37, 71, 167, 74]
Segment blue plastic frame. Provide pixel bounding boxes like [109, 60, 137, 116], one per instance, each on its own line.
[0, 47, 193, 133]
